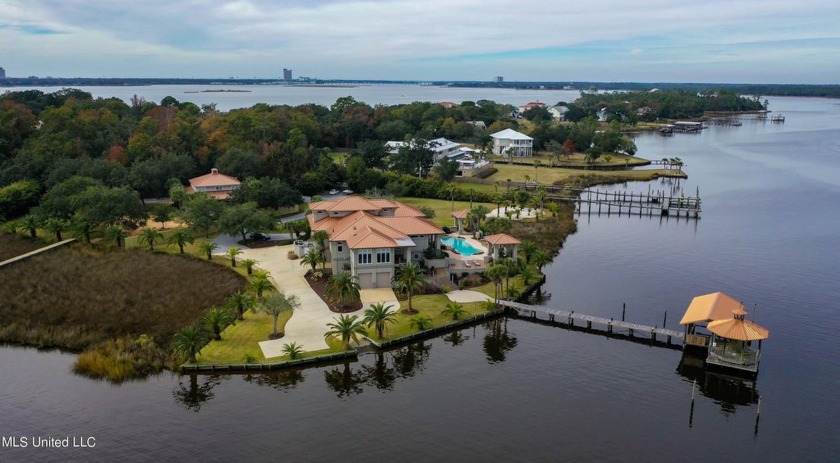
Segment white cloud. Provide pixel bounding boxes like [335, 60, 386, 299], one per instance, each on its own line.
[1, 0, 838, 82]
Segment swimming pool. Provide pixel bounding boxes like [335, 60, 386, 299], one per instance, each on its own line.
[440, 236, 482, 256]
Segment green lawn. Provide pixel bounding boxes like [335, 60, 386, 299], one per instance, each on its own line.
[396, 197, 496, 227]
[487, 163, 669, 185]
[366, 294, 489, 342]
[196, 310, 294, 363]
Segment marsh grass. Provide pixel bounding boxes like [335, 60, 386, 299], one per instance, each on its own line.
[0, 245, 247, 351]
[0, 231, 47, 261]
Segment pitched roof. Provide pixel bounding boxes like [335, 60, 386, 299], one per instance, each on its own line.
[309, 196, 380, 212]
[490, 128, 533, 141]
[188, 168, 240, 188]
[679, 292, 744, 325]
[707, 316, 769, 341]
[308, 198, 444, 249]
[452, 209, 470, 219]
[484, 233, 521, 245]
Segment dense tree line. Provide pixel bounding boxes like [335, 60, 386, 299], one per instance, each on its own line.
[563, 89, 765, 123]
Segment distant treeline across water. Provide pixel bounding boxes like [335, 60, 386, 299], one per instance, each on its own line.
[2, 77, 838, 98]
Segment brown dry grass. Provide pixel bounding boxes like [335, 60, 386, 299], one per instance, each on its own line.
[0, 245, 248, 350]
[509, 202, 578, 257]
[0, 232, 47, 261]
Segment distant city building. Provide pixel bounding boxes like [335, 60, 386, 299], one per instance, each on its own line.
[0, 67, 6, 79]
[494, 76, 503, 83]
[283, 68, 292, 81]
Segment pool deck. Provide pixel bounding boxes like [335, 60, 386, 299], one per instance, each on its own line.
[444, 233, 489, 271]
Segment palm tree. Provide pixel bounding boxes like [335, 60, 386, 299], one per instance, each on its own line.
[470, 205, 491, 231]
[326, 271, 361, 307]
[520, 241, 537, 264]
[532, 250, 551, 272]
[441, 301, 469, 320]
[226, 246, 242, 267]
[392, 262, 427, 314]
[409, 314, 433, 331]
[546, 202, 560, 217]
[259, 292, 300, 339]
[485, 263, 506, 303]
[534, 186, 548, 211]
[166, 228, 195, 254]
[138, 227, 163, 251]
[242, 258, 258, 275]
[172, 325, 207, 364]
[69, 219, 94, 244]
[533, 159, 542, 183]
[227, 290, 253, 320]
[282, 342, 304, 360]
[104, 225, 128, 248]
[204, 307, 234, 341]
[198, 241, 218, 260]
[325, 314, 368, 350]
[363, 302, 397, 339]
[312, 230, 328, 256]
[500, 258, 520, 298]
[299, 248, 324, 273]
[445, 182, 457, 211]
[251, 274, 273, 300]
[21, 214, 39, 239]
[44, 218, 66, 241]
[519, 266, 541, 287]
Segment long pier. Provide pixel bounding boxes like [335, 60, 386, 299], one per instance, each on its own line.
[500, 301, 684, 347]
[516, 183, 702, 219]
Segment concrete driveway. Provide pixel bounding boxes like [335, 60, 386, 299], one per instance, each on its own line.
[237, 245, 335, 358]
[360, 288, 400, 313]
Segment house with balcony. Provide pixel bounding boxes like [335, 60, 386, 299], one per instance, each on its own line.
[386, 137, 464, 163]
[490, 128, 533, 157]
[307, 196, 445, 289]
[186, 168, 240, 200]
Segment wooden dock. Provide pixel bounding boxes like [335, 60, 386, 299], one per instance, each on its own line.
[572, 188, 701, 219]
[514, 183, 702, 219]
[501, 300, 684, 346]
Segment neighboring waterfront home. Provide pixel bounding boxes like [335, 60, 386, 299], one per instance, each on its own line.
[308, 196, 444, 289]
[518, 101, 546, 115]
[385, 137, 463, 162]
[548, 105, 568, 120]
[490, 128, 533, 157]
[186, 168, 240, 200]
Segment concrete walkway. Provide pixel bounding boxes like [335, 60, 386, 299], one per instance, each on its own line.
[446, 290, 493, 303]
[237, 245, 335, 358]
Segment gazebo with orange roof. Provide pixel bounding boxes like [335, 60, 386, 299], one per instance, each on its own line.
[452, 209, 470, 233]
[705, 307, 769, 374]
[484, 233, 521, 260]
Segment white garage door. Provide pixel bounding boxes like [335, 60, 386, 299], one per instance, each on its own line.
[357, 273, 373, 289]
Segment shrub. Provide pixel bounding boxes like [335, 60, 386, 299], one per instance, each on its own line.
[287, 250, 299, 260]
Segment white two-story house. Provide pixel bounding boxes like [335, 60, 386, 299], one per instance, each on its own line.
[308, 197, 445, 289]
[490, 128, 533, 157]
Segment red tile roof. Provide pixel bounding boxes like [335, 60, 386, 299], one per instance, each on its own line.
[484, 233, 521, 245]
[188, 168, 240, 188]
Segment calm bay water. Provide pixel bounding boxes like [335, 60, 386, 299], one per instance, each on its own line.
[1, 84, 581, 110]
[2, 95, 839, 462]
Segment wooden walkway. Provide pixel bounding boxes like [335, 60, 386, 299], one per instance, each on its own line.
[501, 301, 684, 346]
[0, 239, 76, 269]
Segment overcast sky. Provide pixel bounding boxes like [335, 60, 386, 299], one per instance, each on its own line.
[1, 0, 839, 83]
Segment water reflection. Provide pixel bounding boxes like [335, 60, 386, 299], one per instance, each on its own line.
[324, 361, 365, 397]
[361, 352, 397, 391]
[483, 318, 518, 363]
[172, 373, 226, 412]
[244, 369, 305, 392]
[443, 331, 469, 346]
[676, 358, 760, 415]
[392, 341, 432, 378]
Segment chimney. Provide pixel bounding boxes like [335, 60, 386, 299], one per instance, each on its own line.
[211, 168, 219, 174]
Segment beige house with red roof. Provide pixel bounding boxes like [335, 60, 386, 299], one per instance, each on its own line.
[308, 196, 445, 289]
[186, 168, 241, 200]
